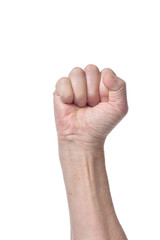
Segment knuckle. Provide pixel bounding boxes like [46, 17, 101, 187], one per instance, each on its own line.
[84, 64, 99, 72]
[56, 77, 68, 88]
[69, 67, 84, 76]
[102, 68, 116, 75]
[119, 78, 126, 89]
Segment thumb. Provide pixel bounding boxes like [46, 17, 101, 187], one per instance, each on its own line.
[102, 73, 128, 115]
[102, 73, 126, 91]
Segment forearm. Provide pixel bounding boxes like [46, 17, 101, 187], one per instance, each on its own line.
[58, 140, 127, 240]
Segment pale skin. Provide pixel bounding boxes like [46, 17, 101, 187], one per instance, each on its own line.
[53, 65, 128, 240]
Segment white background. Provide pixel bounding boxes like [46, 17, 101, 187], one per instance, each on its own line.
[0, 0, 160, 239]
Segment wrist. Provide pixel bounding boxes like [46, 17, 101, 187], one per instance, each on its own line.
[57, 135, 105, 154]
[58, 139, 106, 180]
[57, 140, 108, 205]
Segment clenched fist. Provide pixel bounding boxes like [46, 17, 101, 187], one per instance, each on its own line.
[54, 65, 128, 148]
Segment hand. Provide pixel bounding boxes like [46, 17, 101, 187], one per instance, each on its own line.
[54, 65, 128, 148]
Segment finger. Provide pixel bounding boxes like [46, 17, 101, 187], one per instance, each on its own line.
[102, 71, 128, 114]
[84, 64, 100, 107]
[99, 68, 117, 102]
[102, 73, 126, 91]
[55, 77, 74, 104]
[69, 67, 87, 107]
